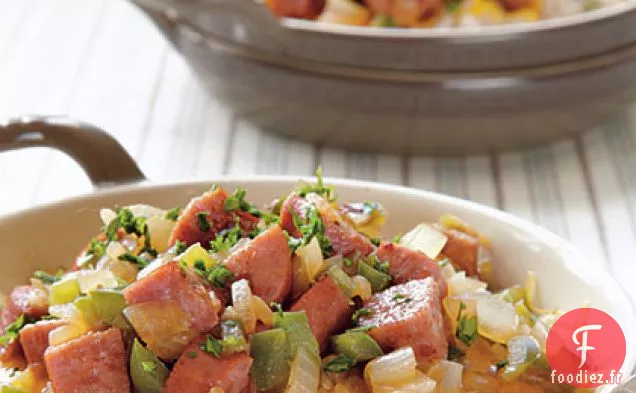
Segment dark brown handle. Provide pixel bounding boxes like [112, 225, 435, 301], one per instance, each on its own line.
[0, 116, 146, 187]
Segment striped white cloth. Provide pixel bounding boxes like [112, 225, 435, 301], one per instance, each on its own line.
[1, 0, 635, 303]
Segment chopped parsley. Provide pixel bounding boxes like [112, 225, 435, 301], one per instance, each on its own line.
[343, 258, 353, 267]
[447, 346, 465, 361]
[391, 233, 403, 243]
[297, 167, 335, 202]
[0, 315, 26, 346]
[324, 354, 356, 373]
[186, 351, 198, 359]
[351, 308, 373, 322]
[445, 0, 462, 12]
[270, 302, 284, 319]
[210, 224, 242, 254]
[289, 208, 333, 256]
[33, 270, 62, 285]
[370, 238, 381, 247]
[87, 238, 107, 258]
[165, 207, 182, 222]
[118, 253, 149, 268]
[392, 293, 412, 305]
[370, 256, 390, 274]
[207, 265, 235, 288]
[224, 188, 271, 221]
[495, 360, 509, 371]
[141, 361, 156, 375]
[201, 335, 223, 358]
[197, 212, 211, 232]
[456, 314, 479, 347]
[104, 207, 156, 256]
[439, 258, 450, 268]
[173, 240, 187, 255]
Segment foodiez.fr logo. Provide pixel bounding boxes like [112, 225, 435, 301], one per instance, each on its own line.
[546, 308, 626, 388]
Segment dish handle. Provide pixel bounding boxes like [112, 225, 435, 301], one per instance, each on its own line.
[0, 115, 146, 187]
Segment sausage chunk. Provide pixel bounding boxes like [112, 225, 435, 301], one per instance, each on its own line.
[44, 328, 130, 393]
[440, 228, 479, 277]
[2, 286, 49, 327]
[19, 320, 66, 364]
[377, 242, 447, 298]
[168, 187, 259, 248]
[267, 0, 326, 19]
[280, 193, 374, 258]
[124, 261, 221, 333]
[363, 0, 441, 26]
[290, 276, 353, 351]
[163, 337, 253, 393]
[224, 225, 292, 303]
[359, 278, 447, 361]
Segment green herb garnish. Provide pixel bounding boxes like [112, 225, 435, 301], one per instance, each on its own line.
[456, 315, 478, 346]
[289, 208, 333, 256]
[200, 335, 223, 358]
[343, 258, 353, 267]
[324, 354, 356, 373]
[297, 167, 335, 202]
[33, 270, 63, 285]
[87, 238, 107, 258]
[495, 360, 509, 371]
[270, 302, 284, 319]
[391, 233, 403, 243]
[370, 256, 390, 274]
[351, 308, 373, 322]
[197, 211, 211, 232]
[392, 293, 412, 305]
[210, 224, 242, 254]
[207, 265, 235, 288]
[447, 346, 465, 361]
[165, 207, 182, 222]
[0, 315, 26, 346]
[119, 253, 149, 268]
[173, 240, 187, 255]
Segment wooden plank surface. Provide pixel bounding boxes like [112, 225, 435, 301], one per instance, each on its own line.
[1, 0, 636, 302]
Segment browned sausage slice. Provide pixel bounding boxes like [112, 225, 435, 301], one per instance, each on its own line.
[267, 0, 326, 19]
[19, 320, 66, 364]
[168, 187, 259, 248]
[290, 276, 353, 351]
[280, 193, 374, 258]
[163, 337, 253, 393]
[377, 242, 447, 298]
[359, 278, 447, 361]
[44, 328, 131, 393]
[224, 225, 292, 303]
[1, 285, 49, 327]
[440, 228, 479, 277]
[124, 261, 221, 333]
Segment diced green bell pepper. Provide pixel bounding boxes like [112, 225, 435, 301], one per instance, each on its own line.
[326, 266, 354, 297]
[49, 278, 81, 305]
[358, 262, 391, 293]
[88, 290, 131, 330]
[250, 328, 291, 392]
[74, 296, 101, 328]
[331, 331, 383, 362]
[273, 311, 320, 359]
[130, 339, 169, 393]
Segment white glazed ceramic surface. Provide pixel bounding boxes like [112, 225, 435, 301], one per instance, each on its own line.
[0, 177, 633, 391]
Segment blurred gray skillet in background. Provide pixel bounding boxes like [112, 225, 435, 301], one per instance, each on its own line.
[129, 0, 636, 155]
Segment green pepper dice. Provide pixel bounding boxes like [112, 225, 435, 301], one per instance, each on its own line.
[358, 262, 391, 293]
[88, 290, 131, 331]
[331, 331, 383, 362]
[250, 328, 291, 392]
[130, 339, 170, 393]
[273, 311, 320, 359]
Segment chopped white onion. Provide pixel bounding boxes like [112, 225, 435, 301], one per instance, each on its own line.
[128, 204, 165, 218]
[475, 293, 519, 344]
[100, 208, 117, 226]
[146, 215, 175, 254]
[447, 271, 488, 296]
[427, 360, 463, 393]
[375, 371, 436, 393]
[48, 324, 87, 347]
[351, 275, 373, 301]
[365, 347, 418, 388]
[231, 279, 257, 334]
[399, 223, 448, 260]
[284, 347, 320, 393]
[77, 270, 119, 293]
[295, 237, 324, 282]
[105, 242, 127, 260]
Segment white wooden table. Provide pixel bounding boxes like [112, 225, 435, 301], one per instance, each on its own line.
[1, 0, 635, 302]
